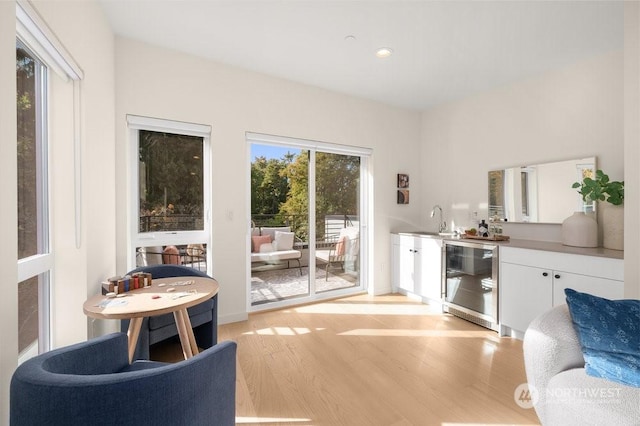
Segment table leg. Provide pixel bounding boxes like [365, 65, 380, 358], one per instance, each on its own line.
[127, 317, 144, 364]
[181, 309, 200, 356]
[174, 309, 194, 359]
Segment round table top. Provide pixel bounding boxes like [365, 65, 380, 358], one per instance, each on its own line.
[83, 276, 219, 320]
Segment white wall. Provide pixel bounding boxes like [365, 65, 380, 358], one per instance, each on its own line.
[0, 1, 115, 420]
[420, 50, 623, 238]
[624, 2, 640, 299]
[114, 38, 422, 322]
[420, 49, 636, 295]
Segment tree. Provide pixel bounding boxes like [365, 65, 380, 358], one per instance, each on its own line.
[17, 46, 38, 258]
[251, 156, 289, 216]
[279, 151, 359, 241]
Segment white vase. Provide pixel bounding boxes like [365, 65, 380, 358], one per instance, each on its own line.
[562, 212, 597, 248]
[601, 204, 624, 250]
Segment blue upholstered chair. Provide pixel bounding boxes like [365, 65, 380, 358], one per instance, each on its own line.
[122, 264, 218, 360]
[10, 332, 237, 426]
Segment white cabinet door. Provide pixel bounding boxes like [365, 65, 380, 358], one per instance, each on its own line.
[500, 262, 553, 334]
[552, 272, 624, 306]
[399, 245, 418, 293]
[418, 238, 442, 301]
[393, 241, 418, 294]
[391, 235, 442, 301]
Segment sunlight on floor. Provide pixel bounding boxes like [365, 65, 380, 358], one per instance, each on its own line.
[236, 416, 312, 424]
[294, 301, 442, 316]
[242, 327, 326, 336]
[338, 329, 500, 338]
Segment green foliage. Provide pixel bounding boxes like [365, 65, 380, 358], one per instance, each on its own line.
[251, 149, 360, 242]
[572, 169, 624, 206]
[139, 130, 204, 218]
[251, 156, 290, 215]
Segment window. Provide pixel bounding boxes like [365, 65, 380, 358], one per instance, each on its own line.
[16, 40, 51, 358]
[16, 0, 83, 362]
[128, 116, 211, 273]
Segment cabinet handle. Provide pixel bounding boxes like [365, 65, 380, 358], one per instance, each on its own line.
[554, 274, 561, 279]
[542, 272, 548, 277]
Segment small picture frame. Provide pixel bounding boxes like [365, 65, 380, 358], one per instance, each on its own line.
[397, 189, 409, 204]
[397, 173, 409, 188]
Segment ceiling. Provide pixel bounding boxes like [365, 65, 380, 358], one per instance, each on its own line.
[99, 0, 624, 111]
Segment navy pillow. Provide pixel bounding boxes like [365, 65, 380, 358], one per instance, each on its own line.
[564, 288, 640, 388]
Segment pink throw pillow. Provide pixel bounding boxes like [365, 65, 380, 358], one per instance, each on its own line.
[252, 235, 272, 253]
[335, 236, 346, 256]
[162, 245, 182, 265]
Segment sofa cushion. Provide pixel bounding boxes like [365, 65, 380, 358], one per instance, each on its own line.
[260, 226, 290, 240]
[251, 235, 271, 253]
[564, 288, 640, 388]
[273, 231, 294, 251]
[250, 249, 301, 263]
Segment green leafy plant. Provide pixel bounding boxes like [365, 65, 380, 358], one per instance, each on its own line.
[572, 169, 624, 206]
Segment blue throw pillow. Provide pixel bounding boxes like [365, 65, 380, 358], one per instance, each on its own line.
[564, 288, 640, 388]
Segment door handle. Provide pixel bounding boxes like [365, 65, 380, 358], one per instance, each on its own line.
[542, 272, 548, 277]
[554, 274, 561, 279]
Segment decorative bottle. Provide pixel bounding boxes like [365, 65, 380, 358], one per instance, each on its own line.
[478, 220, 489, 237]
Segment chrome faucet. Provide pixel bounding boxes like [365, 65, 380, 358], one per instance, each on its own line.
[430, 205, 447, 233]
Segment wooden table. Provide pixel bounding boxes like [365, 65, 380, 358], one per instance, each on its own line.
[83, 276, 219, 363]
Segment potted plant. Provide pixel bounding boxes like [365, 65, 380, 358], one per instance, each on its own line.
[571, 169, 624, 250]
[572, 169, 624, 206]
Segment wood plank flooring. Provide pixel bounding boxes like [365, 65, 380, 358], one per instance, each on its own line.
[153, 293, 541, 426]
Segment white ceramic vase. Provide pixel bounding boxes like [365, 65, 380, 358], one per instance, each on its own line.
[562, 212, 597, 248]
[601, 204, 624, 250]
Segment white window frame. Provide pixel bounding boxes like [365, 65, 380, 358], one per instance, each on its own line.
[246, 132, 371, 312]
[15, 0, 82, 362]
[127, 115, 212, 272]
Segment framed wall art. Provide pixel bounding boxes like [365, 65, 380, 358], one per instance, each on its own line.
[397, 173, 409, 188]
[397, 189, 409, 204]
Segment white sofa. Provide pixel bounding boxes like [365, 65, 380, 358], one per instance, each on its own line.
[250, 226, 301, 272]
[523, 304, 640, 426]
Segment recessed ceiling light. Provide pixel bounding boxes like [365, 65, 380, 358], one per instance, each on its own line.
[375, 47, 393, 58]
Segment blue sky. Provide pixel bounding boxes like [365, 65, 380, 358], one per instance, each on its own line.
[251, 144, 300, 162]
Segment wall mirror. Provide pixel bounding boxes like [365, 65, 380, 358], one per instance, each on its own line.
[488, 157, 596, 224]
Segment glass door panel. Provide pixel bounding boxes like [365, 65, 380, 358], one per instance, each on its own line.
[250, 144, 310, 306]
[314, 152, 360, 292]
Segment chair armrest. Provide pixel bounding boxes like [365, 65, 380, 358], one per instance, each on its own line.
[38, 333, 130, 375]
[523, 304, 585, 393]
[11, 340, 237, 426]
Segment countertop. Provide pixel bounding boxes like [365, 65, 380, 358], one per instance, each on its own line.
[392, 231, 623, 260]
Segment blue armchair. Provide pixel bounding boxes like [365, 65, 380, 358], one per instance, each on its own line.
[122, 264, 218, 360]
[10, 333, 237, 426]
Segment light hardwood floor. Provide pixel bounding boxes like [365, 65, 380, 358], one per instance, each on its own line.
[154, 293, 541, 426]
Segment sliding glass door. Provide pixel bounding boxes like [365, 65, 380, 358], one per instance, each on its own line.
[248, 134, 368, 310]
[250, 145, 310, 305]
[314, 152, 360, 292]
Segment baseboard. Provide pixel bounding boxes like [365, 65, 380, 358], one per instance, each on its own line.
[219, 311, 248, 325]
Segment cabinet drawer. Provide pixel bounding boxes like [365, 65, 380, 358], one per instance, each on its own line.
[500, 247, 623, 281]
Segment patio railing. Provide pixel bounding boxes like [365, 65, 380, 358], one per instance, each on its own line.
[251, 213, 358, 243]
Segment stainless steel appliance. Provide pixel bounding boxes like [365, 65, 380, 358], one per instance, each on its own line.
[442, 240, 499, 331]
